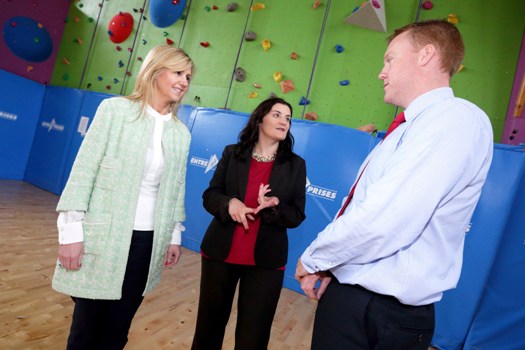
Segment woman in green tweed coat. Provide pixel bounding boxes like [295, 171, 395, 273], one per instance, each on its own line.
[52, 45, 193, 349]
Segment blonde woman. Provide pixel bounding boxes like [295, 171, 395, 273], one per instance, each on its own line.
[52, 45, 193, 349]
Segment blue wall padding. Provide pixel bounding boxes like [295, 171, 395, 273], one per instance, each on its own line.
[0, 69, 45, 179]
[463, 153, 525, 350]
[177, 103, 197, 130]
[182, 108, 250, 252]
[181, 108, 378, 291]
[24, 86, 84, 194]
[61, 91, 114, 192]
[432, 144, 525, 350]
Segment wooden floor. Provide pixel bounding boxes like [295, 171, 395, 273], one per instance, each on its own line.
[0, 180, 317, 350]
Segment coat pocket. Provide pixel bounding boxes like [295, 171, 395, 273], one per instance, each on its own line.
[93, 156, 121, 189]
[83, 212, 112, 254]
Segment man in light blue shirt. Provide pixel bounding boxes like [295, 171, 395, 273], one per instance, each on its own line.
[295, 19, 493, 350]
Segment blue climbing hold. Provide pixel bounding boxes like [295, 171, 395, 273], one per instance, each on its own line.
[335, 44, 344, 53]
[339, 80, 350, 86]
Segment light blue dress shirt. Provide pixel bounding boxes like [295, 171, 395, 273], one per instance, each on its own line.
[301, 87, 494, 306]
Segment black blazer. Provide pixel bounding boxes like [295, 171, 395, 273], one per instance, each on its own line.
[200, 144, 307, 268]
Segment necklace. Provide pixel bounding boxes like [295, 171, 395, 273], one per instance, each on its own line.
[252, 150, 276, 162]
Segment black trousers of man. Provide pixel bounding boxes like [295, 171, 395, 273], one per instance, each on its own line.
[312, 278, 435, 350]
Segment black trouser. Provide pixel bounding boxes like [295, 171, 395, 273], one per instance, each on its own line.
[191, 257, 285, 350]
[66, 230, 154, 350]
[312, 278, 435, 350]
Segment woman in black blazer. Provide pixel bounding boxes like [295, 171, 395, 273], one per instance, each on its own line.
[191, 97, 306, 350]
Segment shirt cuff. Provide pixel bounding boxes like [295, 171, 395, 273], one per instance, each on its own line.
[300, 249, 319, 274]
[170, 223, 185, 245]
[57, 211, 85, 244]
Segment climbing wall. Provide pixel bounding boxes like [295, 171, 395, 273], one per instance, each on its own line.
[38, 0, 525, 141]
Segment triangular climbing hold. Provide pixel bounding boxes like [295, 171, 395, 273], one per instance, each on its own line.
[344, 0, 386, 32]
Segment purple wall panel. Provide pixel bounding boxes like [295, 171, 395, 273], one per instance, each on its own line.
[502, 32, 525, 145]
[0, 0, 70, 84]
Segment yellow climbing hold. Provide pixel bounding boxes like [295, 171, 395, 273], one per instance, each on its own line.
[262, 39, 271, 51]
[447, 14, 459, 24]
[248, 92, 259, 98]
[273, 72, 283, 82]
[251, 3, 265, 11]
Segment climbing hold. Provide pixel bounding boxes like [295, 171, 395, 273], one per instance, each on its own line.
[113, 78, 119, 84]
[273, 72, 283, 82]
[335, 44, 344, 53]
[194, 96, 201, 102]
[226, 2, 238, 12]
[313, 0, 321, 10]
[422, 1, 433, 10]
[280, 80, 295, 94]
[128, 47, 133, 52]
[305, 112, 318, 121]
[142, 39, 147, 45]
[87, 83, 92, 88]
[204, 5, 211, 11]
[253, 83, 262, 89]
[166, 38, 174, 45]
[248, 92, 258, 98]
[456, 64, 464, 73]
[299, 97, 310, 105]
[116, 45, 122, 51]
[126, 71, 132, 77]
[62, 57, 70, 65]
[234, 67, 246, 82]
[106, 85, 111, 90]
[268, 92, 277, 98]
[262, 39, 271, 51]
[200, 41, 210, 47]
[245, 31, 257, 41]
[73, 16, 80, 23]
[137, 57, 143, 61]
[75, 37, 83, 44]
[26, 65, 34, 72]
[352, 6, 359, 13]
[163, 31, 168, 36]
[118, 60, 124, 67]
[339, 80, 350, 86]
[251, 3, 265, 11]
[97, 76, 103, 81]
[63, 73, 70, 81]
[108, 12, 134, 43]
[149, 0, 186, 28]
[3, 16, 53, 62]
[213, 5, 218, 10]
[447, 13, 459, 24]
[290, 52, 298, 60]
[371, 0, 380, 9]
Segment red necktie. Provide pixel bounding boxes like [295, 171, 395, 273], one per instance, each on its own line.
[336, 112, 406, 218]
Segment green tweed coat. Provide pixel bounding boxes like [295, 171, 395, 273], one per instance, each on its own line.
[52, 97, 190, 300]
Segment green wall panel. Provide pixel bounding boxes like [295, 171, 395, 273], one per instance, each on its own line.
[227, 0, 327, 117]
[50, 1, 101, 88]
[179, 0, 251, 109]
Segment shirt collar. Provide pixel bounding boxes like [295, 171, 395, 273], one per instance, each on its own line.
[404, 87, 454, 122]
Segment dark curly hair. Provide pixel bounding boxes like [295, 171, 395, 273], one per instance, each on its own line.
[236, 97, 294, 159]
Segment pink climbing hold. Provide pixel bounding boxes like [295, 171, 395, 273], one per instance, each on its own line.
[372, 0, 380, 9]
[422, 1, 433, 10]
